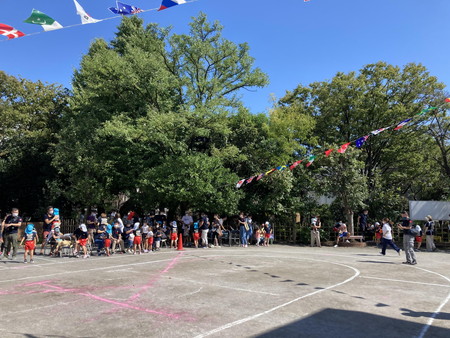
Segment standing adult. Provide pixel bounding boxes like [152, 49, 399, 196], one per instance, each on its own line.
[182, 211, 193, 246]
[246, 215, 254, 245]
[398, 211, 417, 265]
[200, 215, 209, 248]
[424, 215, 436, 252]
[86, 209, 98, 245]
[238, 212, 247, 247]
[40, 206, 59, 255]
[1, 208, 23, 260]
[358, 210, 369, 240]
[310, 215, 321, 248]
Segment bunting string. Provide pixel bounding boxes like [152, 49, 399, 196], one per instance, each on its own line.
[236, 104, 446, 189]
[0, 1, 195, 42]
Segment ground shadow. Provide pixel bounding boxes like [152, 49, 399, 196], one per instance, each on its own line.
[400, 308, 450, 320]
[358, 260, 396, 264]
[255, 309, 450, 338]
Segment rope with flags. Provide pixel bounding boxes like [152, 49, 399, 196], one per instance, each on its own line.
[0, 1, 194, 42]
[235, 103, 446, 189]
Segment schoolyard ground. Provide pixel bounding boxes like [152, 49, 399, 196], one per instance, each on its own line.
[1, 245, 449, 338]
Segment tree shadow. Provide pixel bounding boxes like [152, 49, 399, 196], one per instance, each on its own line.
[400, 308, 450, 320]
[255, 309, 450, 338]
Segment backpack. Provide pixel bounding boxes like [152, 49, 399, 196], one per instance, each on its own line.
[410, 225, 421, 236]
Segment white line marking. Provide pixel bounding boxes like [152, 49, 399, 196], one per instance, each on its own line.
[0, 257, 188, 284]
[3, 300, 78, 315]
[412, 267, 450, 338]
[167, 276, 280, 296]
[194, 258, 360, 338]
[177, 287, 203, 298]
[360, 276, 450, 288]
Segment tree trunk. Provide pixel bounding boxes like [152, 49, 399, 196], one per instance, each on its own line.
[345, 209, 354, 235]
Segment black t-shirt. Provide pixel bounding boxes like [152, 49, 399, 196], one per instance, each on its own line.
[122, 226, 132, 239]
[402, 218, 412, 235]
[154, 214, 166, 225]
[359, 213, 368, 226]
[73, 228, 88, 240]
[239, 217, 246, 228]
[112, 228, 122, 239]
[43, 214, 55, 232]
[4, 215, 22, 235]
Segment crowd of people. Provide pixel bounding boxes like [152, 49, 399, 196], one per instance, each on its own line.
[310, 210, 440, 266]
[0, 207, 274, 263]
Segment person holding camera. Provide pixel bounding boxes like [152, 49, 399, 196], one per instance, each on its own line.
[1, 208, 23, 260]
[398, 211, 417, 265]
[310, 215, 321, 248]
[424, 215, 436, 252]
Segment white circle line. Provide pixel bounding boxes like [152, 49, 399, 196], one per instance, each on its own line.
[193, 256, 360, 338]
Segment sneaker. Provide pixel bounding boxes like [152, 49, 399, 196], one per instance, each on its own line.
[402, 261, 411, 265]
[398, 249, 402, 256]
[24, 260, 27, 264]
[345, 240, 350, 243]
[411, 261, 417, 265]
[144, 250, 148, 253]
[30, 260, 34, 264]
[379, 252, 385, 255]
[334, 244, 338, 248]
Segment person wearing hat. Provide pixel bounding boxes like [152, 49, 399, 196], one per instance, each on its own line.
[73, 224, 89, 259]
[1, 208, 23, 260]
[424, 215, 436, 252]
[397, 211, 417, 265]
[263, 221, 272, 247]
[20, 224, 38, 263]
[104, 224, 113, 257]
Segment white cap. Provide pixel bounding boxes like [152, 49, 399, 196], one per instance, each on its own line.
[80, 224, 87, 232]
[265, 221, 270, 225]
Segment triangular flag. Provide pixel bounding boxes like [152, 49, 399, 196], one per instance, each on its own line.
[159, 0, 186, 11]
[236, 179, 245, 189]
[74, 0, 100, 24]
[289, 160, 303, 170]
[246, 176, 255, 184]
[355, 135, 369, 149]
[370, 127, 389, 136]
[324, 149, 333, 157]
[276, 165, 287, 171]
[394, 118, 412, 131]
[256, 173, 265, 181]
[0, 23, 25, 39]
[109, 2, 143, 15]
[337, 142, 351, 154]
[24, 9, 63, 31]
[265, 169, 276, 176]
[445, 98, 450, 103]
[306, 155, 316, 167]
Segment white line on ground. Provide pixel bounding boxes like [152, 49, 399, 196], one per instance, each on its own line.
[412, 267, 450, 338]
[3, 300, 78, 316]
[193, 257, 361, 338]
[0, 257, 189, 284]
[167, 276, 280, 296]
[177, 287, 203, 298]
[360, 276, 450, 288]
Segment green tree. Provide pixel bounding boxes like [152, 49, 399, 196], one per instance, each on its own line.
[0, 71, 68, 216]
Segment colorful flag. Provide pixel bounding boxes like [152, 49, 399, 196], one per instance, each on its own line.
[370, 127, 388, 136]
[324, 149, 333, 157]
[305, 155, 316, 168]
[158, 0, 186, 11]
[236, 179, 245, 189]
[445, 98, 450, 103]
[0, 23, 25, 39]
[337, 142, 351, 154]
[256, 173, 265, 181]
[24, 9, 63, 31]
[74, 0, 100, 24]
[246, 176, 255, 184]
[265, 168, 276, 176]
[289, 160, 303, 170]
[355, 135, 369, 148]
[394, 118, 412, 131]
[109, 2, 143, 15]
[276, 165, 287, 171]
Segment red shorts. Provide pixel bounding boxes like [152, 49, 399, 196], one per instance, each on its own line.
[147, 237, 154, 246]
[415, 236, 423, 242]
[78, 238, 87, 247]
[25, 241, 35, 251]
[171, 233, 178, 241]
[375, 233, 382, 239]
[265, 233, 271, 239]
[104, 239, 111, 247]
[133, 236, 142, 245]
[193, 233, 200, 241]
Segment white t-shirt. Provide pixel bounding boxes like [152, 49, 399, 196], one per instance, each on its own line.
[142, 225, 149, 234]
[382, 223, 392, 240]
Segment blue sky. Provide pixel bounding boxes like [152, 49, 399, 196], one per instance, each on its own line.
[1, 0, 449, 114]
